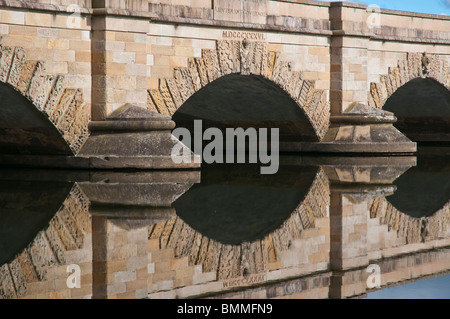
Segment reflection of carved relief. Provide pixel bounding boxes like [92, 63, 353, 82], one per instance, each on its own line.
[369, 52, 450, 109]
[147, 40, 331, 141]
[0, 184, 91, 299]
[147, 168, 330, 287]
[370, 197, 450, 244]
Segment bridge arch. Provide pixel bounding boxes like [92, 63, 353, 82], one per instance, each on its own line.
[0, 40, 90, 155]
[369, 53, 450, 142]
[147, 40, 330, 141]
[369, 52, 449, 110]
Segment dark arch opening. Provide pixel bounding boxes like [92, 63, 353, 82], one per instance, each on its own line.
[173, 163, 319, 245]
[172, 73, 319, 149]
[0, 82, 72, 156]
[386, 153, 450, 218]
[383, 78, 450, 143]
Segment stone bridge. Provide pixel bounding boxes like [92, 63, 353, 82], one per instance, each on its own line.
[0, 0, 449, 163]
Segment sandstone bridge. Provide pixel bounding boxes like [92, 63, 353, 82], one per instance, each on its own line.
[0, 0, 448, 163]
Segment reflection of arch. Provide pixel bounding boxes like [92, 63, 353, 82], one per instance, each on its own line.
[173, 164, 320, 245]
[147, 40, 330, 141]
[373, 153, 450, 244]
[370, 197, 450, 244]
[385, 155, 450, 219]
[0, 39, 90, 155]
[0, 184, 90, 299]
[369, 52, 449, 110]
[148, 168, 330, 280]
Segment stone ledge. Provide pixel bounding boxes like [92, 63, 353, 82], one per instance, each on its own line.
[281, 141, 417, 154]
[150, 16, 333, 36]
[276, 0, 331, 8]
[91, 8, 157, 19]
[0, 0, 91, 14]
[0, 154, 198, 169]
[88, 121, 175, 132]
[0, 0, 158, 19]
[371, 34, 450, 45]
[331, 116, 397, 125]
[332, 30, 450, 45]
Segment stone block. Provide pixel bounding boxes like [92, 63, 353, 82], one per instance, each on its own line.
[75, 51, 91, 62]
[171, 257, 189, 270]
[8, 25, 37, 37]
[53, 50, 76, 62]
[1, 10, 25, 25]
[156, 279, 174, 291]
[125, 41, 147, 53]
[193, 272, 216, 284]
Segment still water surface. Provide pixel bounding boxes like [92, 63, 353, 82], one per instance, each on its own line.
[0, 148, 450, 299]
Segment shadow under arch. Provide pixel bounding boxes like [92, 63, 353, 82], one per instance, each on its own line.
[383, 77, 450, 142]
[0, 81, 73, 155]
[172, 163, 320, 245]
[386, 153, 450, 218]
[171, 73, 320, 146]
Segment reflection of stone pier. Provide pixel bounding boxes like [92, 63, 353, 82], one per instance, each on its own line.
[78, 170, 200, 299]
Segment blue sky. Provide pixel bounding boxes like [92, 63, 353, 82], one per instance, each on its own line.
[325, 0, 450, 15]
[367, 274, 450, 299]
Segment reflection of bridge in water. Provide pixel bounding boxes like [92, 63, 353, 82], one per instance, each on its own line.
[1, 154, 450, 299]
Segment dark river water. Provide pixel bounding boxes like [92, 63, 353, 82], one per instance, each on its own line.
[1, 147, 450, 299]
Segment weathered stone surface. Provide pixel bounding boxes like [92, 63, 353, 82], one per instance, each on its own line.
[108, 104, 170, 121]
[217, 40, 241, 75]
[8, 259, 27, 298]
[78, 104, 199, 169]
[6, 47, 26, 88]
[370, 52, 450, 130]
[0, 41, 89, 156]
[383, 77, 450, 142]
[0, 264, 15, 299]
[214, 0, 266, 24]
[332, 102, 397, 125]
[150, 39, 330, 140]
[28, 232, 57, 281]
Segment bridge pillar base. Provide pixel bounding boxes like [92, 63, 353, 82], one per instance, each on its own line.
[281, 103, 417, 155]
[77, 104, 200, 170]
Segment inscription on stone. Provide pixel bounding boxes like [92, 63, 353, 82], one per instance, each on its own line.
[214, 0, 266, 24]
[222, 30, 266, 41]
[222, 273, 267, 288]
